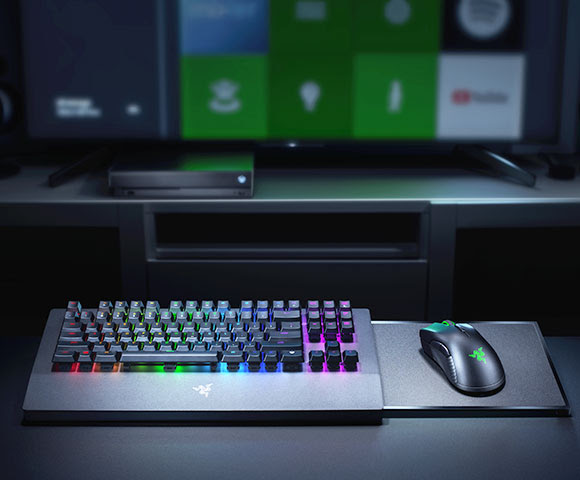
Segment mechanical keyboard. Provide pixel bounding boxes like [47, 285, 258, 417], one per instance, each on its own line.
[23, 299, 384, 424]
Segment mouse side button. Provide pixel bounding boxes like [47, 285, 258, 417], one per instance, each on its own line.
[430, 341, 458, 385]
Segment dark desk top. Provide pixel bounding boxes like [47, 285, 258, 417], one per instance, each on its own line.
[2, 162, 580, 205]
[2, 336, 580, 480]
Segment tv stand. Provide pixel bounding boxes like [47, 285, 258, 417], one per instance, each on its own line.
[454, 145, 536, 188]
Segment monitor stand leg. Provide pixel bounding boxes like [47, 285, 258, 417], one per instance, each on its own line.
[454, 145, 536, 188]
[48, 146, 113, 187]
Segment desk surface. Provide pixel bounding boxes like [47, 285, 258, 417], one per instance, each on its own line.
[1, 161, 580, 205]
[2, 336, 580, 480]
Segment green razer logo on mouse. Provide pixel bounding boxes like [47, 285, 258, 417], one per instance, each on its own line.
[468, 347, 486, 364]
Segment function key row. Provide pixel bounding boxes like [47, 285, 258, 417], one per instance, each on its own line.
[67, 299, 351, 314]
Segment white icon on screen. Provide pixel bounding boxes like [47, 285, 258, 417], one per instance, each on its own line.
[54, 97, 102, 119]
[299, 81, 321, 112]
[209, 79, 242, 114]
[457, 0, 511, 40]
[295, 1, 327, 21]
[384, 0, 411, 25]
[125, 103, 142, 116]
[387, 80, 403, 113]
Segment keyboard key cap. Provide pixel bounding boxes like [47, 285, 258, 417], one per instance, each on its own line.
[280, 321, 301, 331]
[339, 319, 355, 342]
[135, 332, 149, 343]
[53, 348, 78, 363]
[128, 311, 142, 324]
[256, 300, 269, 311]
[141, 342, 157, 352]
[114, 300, 128, 312]
[224, 310, 238, 323]
[86, 332, 101, 343]
[324, 321, 338, 340]
[174, 342, 190, 352]
[80, 311, 94, 323]
[66, 300, 81, 313]
[308, 350, 325, 371]
[112, 310, 126, 324]
[95, 352, 118, 363]
[272, 300, 284, 311]
[247, 350, 262, 370]
[98, 300, 113, 313]
[165, 322, 181, 334]
[307, 310, 321, 322]
[130, 300, 144, 311]
[208, 342, 224, 353]
[240, 300, 253, 311]
[201, 300, 214, 313]
[59, 332, 84, 342]
[108, 342, 124, 353]
[307, 300, 319, 311]
[323, 300, 335, 312]
[62, 322, 83, 333]
[261, 340, 303, 351]
[217, 300, 230, 313]
[339, 300, 351, 311]
[208, 311, 221, 322]
[64, 310, 80, 322]
[307, 321, 322, 342]
[169, 300, 183, 312]
[273, 310, 300, 326]
[326, 350, 341, 370]
[120, 351, 221, 364]
[268, 330, 301, 340]
[117, 322, 132, 334]
[144, 310, 158, 323]
[77, 351, 93, 363]
[145, 301, 160, 312]
[101, 322, 116, 333]
[185, 300, 198, 312]
[324, 310, 337, 322]
[125, 341, 141, 352]
[256, 311, 269, 323]
[325, 340, 341, 355]
[96, 311, 110, 323]
[57, 340, 89, 348]
[280, 350, 303, 363]
[222, 349, 246, 370]
[288, 300, 301, 311]
[85, 322, 99, 333]
[343, 350, 359, 371]
[263, 350, 279, 370]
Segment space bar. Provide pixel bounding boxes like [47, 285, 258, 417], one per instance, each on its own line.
[120, 352, 221, 364]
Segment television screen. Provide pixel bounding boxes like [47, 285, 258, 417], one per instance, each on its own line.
[19, 0, 566, 144]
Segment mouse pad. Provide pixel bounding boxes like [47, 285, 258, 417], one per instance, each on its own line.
[373, 321, 569, 417]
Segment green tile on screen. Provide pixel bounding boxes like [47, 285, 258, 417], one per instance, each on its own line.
[181, 56, 268, 139]
[269, 55, 352, 138]
[270, 0, 352, 53]
[353, 53, 437, 139]
[353, 0, 441, 52]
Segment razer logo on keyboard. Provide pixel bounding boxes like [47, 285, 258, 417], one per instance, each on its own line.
[192, 384, 213, 397]
[468, 347, 486, 364]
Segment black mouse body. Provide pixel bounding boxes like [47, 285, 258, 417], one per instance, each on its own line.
[420, 321, 505, 395]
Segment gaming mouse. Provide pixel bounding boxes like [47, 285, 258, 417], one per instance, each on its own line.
[420, 321, 505, 395]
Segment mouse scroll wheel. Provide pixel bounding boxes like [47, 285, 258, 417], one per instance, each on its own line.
[431, 341, 451, 358]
